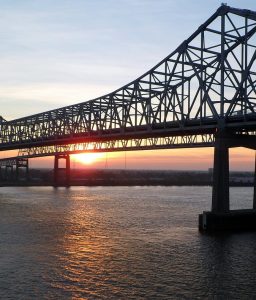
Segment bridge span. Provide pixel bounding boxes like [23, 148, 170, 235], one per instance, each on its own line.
[1, 4, 256, 231]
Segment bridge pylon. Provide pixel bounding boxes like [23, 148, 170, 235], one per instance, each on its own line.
[53, 154, 70, 187]
[254, 152, 256, 210]
[0, 158, 29, 183]
[211, 129, 230, 213]
[4, 165, 14, 181]
[200, 129, 256, 232]
[15, 158, 29, 182]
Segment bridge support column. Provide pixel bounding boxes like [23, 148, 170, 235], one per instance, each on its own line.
[15, 158, 29, 182]
[199, 131, 256, 232]
[5, 165, 14, 181]
[0, 166, 3, 181]
[199, 130, 230, 232]
[253, 152, 256, 210]
[0, 166, 6, 181]
[211, 132, 229, 212]
[54, 154, 70, 187]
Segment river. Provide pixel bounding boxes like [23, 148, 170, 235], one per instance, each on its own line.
[0, 186, 256, 299]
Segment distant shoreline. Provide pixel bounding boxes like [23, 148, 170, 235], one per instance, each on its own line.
[0, 168, 254, 187]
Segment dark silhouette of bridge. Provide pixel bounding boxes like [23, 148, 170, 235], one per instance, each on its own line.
[1, 5, 256, 230]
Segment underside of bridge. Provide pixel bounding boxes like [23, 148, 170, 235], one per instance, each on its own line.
[1, 4, 256, 231]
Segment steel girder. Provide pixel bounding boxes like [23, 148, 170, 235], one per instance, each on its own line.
[1, 5, 256, 151]
[0, 157, 28, 168]
[12, 129, 256, 160]
[15, 133, 215, 159]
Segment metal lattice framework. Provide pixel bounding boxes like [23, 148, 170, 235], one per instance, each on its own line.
[16, 134, 215, 158]
[1, 5, 256, 155]
[0, 157, 28, 168]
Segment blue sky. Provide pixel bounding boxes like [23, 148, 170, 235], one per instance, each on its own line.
[0, 0, 256, 170]
[1, 0, 255, 120]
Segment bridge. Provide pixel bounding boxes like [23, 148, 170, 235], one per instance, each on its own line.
[1, 4, 256, 231]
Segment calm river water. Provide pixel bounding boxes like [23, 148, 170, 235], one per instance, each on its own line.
[0, 186, 256, 299]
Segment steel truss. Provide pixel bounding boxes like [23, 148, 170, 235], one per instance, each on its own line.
[0, 157, 28, 167]
[12, 129, 256, 160]
[15, 134, 215, 159]
[0, 5, 256, 152]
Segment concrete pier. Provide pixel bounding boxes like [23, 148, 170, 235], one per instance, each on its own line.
[254, 152, 256, 209]
[199, 130, 256, 233]
[199, 210, 256, 232]
[54, 154, 70, 187]
[211, 130, 230, 213]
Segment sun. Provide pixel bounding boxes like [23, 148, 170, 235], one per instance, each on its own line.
[72, 153, 104, 165]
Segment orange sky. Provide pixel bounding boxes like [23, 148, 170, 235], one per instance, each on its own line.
[3, 147, 251, 172]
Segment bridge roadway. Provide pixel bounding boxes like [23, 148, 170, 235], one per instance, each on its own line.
[1, 5, 256, 231]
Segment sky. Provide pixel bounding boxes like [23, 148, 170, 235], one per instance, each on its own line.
[0, 0, 256, 170]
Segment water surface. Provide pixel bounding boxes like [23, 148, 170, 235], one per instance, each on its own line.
[0, 186, 256, 299]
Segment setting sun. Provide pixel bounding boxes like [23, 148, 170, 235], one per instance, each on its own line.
[72, 153, 105, 165]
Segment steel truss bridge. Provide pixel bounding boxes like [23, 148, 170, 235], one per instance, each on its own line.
[1, 5, 256, 227]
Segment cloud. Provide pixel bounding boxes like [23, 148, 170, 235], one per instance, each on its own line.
[0, 82, 120, 119]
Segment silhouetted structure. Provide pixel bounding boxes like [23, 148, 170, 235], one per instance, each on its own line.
[0, 5, 256, 231]
[53, 154, 70, 187]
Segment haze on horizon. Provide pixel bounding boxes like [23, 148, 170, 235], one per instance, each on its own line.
[0, 0, 255, 171]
